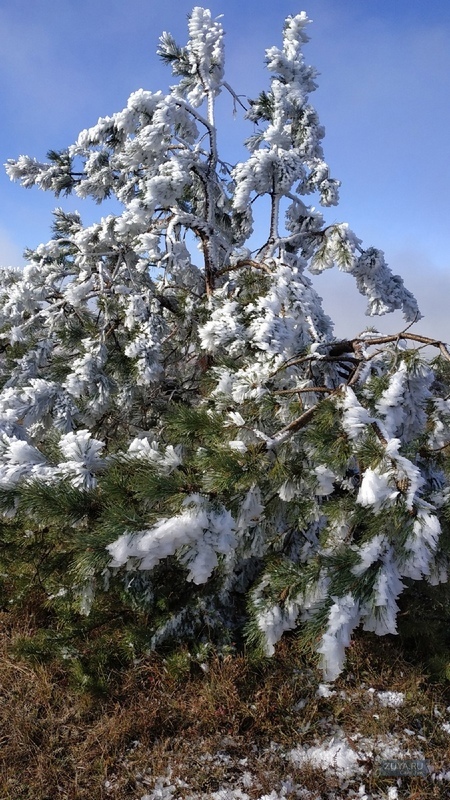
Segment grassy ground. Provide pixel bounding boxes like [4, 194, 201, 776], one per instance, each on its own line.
[1, 605, 450, 799]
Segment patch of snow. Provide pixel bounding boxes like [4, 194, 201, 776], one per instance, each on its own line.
[141, 780, 320, 800]
[228, 440, 247, 453]
[137, 724, 432, 800]
[376, 691, 404, 708]
[434, 769, 450, 781]
[316, 683, 336, 698]
[289, 732, 364, 778]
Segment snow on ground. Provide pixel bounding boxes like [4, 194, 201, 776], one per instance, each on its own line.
[372, 691, 404, 708]
[140, 774, 371, 800]
[131, 715, 450, 799]
[100, 687, 450, 799]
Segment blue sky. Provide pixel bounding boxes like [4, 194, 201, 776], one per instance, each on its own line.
[1, 0, 450, 339]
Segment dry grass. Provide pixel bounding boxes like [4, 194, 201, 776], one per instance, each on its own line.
[1, 608, 450, 799]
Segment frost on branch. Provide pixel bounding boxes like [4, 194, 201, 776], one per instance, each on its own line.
[1, 8, 450, 679]
[108, 495, 236, 585]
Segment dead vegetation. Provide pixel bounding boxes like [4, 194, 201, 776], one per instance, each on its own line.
[1, 603, 450, 800]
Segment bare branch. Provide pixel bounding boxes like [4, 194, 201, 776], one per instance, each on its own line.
[275, 386, 330, 395]
[352, 331, 450, 360]
[269, 387, 344, 448]
[215, 258, 273, 277]
[222, 81, 248, 113]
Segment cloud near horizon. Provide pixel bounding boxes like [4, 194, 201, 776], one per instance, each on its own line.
[316, 247, 450, 344]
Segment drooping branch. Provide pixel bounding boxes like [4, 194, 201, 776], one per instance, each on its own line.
[352, 332, 450, 361]
[267, 330, 450, 449]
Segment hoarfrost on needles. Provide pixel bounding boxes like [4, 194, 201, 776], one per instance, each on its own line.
[357, 468, 398, 513]
[1, 4, 448, 682]
[317, 594, 360, 681]
[108, 497, 236, 585]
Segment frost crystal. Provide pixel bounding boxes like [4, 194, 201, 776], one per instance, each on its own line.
[317, 594, 361, 681]
[108, 498, 236, 585]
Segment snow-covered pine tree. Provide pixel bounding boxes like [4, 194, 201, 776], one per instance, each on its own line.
[1, 8, 450, 679]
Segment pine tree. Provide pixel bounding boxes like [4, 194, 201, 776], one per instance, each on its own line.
[1, 7, 450, 679]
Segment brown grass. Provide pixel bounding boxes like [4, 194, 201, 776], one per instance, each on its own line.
[1, 609, 450, 799]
